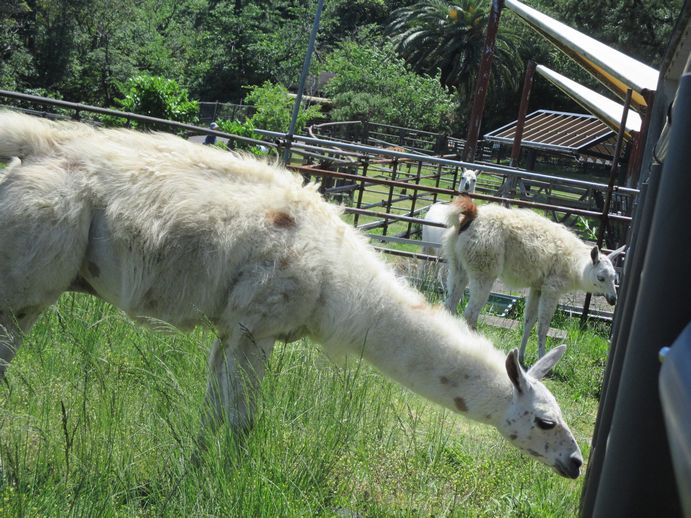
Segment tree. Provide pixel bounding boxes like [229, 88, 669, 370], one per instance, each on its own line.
[322, 40, 457, 132]
[387, 0, 523, 99]
[0, 1, 33, 91]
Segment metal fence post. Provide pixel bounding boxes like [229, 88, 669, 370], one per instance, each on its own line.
[283, 0, 324, 165]
[580, 89, 632, 325]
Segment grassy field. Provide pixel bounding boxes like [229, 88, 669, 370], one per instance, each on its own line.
[0, 283, 610, 516]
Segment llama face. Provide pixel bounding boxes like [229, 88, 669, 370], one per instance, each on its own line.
[499, 347, 583, 478]
[459, 170, 477, 193]
[587, 246, 618, 305]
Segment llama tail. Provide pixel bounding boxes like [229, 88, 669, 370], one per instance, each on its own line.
[446, 194, 478, 233]
[0, 110, 93, 160]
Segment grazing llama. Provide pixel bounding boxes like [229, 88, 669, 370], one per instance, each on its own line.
[443, 196, 619, 364]
[0, 112, 583, 478]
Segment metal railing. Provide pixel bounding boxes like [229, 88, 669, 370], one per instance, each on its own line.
[1, 89, 638, 320]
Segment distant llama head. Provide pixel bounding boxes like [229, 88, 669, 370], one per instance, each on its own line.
[459, 169, 478, 193]
[498, 345, 583, 478]
[585, 246, 620, 305]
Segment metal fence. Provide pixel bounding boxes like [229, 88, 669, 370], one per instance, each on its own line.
[198, 101, 255, 124]
[0, 89, 637, 320]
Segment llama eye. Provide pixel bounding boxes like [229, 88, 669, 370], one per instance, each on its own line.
[535, 417, 556, 430]
[597, 275, 605, 282]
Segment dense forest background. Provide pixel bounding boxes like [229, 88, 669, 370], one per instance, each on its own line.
[0, 0, 682, 135]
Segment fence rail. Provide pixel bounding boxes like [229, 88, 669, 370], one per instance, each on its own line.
[0, 90, 638, 320]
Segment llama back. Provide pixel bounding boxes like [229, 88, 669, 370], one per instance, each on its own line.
[0, 111, 95, 160]
[421, 202, 452, 255]
[449, 201, 586, 288]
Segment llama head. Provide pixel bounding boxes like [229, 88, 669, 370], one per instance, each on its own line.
[459, 169, 478, 193]
[498, 346, 583, 478]
[585, 246, 618, 305]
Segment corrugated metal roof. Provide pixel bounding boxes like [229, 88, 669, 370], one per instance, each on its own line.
[536, 65, 642, 137]
[484, 109, 615, 154]
[505, 0, 658, 110]
[578, 134, 618, 165]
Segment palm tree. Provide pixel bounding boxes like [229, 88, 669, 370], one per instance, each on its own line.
[387, 0, 522, 99]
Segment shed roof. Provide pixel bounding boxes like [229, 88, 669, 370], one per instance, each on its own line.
[536, 65, 642, 137]
[484, 109, 615, 154]
[505, 0, 658, 110]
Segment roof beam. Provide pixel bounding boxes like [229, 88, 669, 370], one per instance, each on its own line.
[536, 65, 641, 138]
[505, 0, 658, 111]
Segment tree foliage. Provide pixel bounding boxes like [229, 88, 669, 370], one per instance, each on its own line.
[323, 40, 457, 132]
[543, 0, 682, 68]
[387, 0, 523, 98]
[0, 1, 33, 91]
[114, 75, 199, 124]
[243, 81, 323, 133]
[0, 0, 683, 136]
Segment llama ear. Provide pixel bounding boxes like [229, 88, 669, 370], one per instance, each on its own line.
[505, 349, 527, 393]
[591, 246, 600, 264]
[528, 344, 567, 380]
[607, 245, 626, 261]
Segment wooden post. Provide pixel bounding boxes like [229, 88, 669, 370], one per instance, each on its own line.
[383, 158, 399, 236]
[407, 161, 424, 237]
[463, 0, 505, 163]
[353, 157, 369, 227]
[510, 60, 537, 167]
[627, 90, 655, 187]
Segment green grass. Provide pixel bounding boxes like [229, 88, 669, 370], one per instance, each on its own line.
[0, 289, 608, 516]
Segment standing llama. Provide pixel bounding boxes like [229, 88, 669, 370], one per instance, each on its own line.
[0, 112, 582, 478]
[419, 170, 477, 285]
[443, 196, 619, 364]
[420, 170, 478, 258]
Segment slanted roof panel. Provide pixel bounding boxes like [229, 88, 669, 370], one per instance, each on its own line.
[505, 0, 658, 109]
[536, 65, 642, 136]
[484, 109, 617, 155]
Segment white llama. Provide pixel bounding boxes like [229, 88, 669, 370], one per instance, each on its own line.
[419, 170, 478, 286]
[443, 196, 619, 364]
[0, 112, 583, 478]
[421, 170, 478, 256]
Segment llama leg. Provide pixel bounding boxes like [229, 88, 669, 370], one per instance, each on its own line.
[419, 248, 433, 284]
[0, 315, 19, 378]
[518, 288, 540, 365]
[0, 162, 90, 377]
[463, 277, 494, 329]
[536, 292, 560, 358]
[0, 308, 44, 378]
[444, 263, 468, 314]
[201, 329, 276, 438]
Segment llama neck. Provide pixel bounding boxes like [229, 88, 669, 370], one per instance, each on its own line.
[555, 242, 591, 292]
[575, 245, 596, 289]
[316, 264, 513, 425]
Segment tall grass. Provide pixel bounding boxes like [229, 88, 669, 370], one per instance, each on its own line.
[0, 292, 607, 516]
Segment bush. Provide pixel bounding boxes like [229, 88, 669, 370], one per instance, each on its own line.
[243, 81, 323, 134]
[215, 119, 267, 156]
[113, 74, 198, 126]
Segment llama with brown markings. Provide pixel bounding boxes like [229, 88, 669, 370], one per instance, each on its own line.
[0, 112, 582, 478]
[443, 195, 619, 364]
[420, 170, 478, 259]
